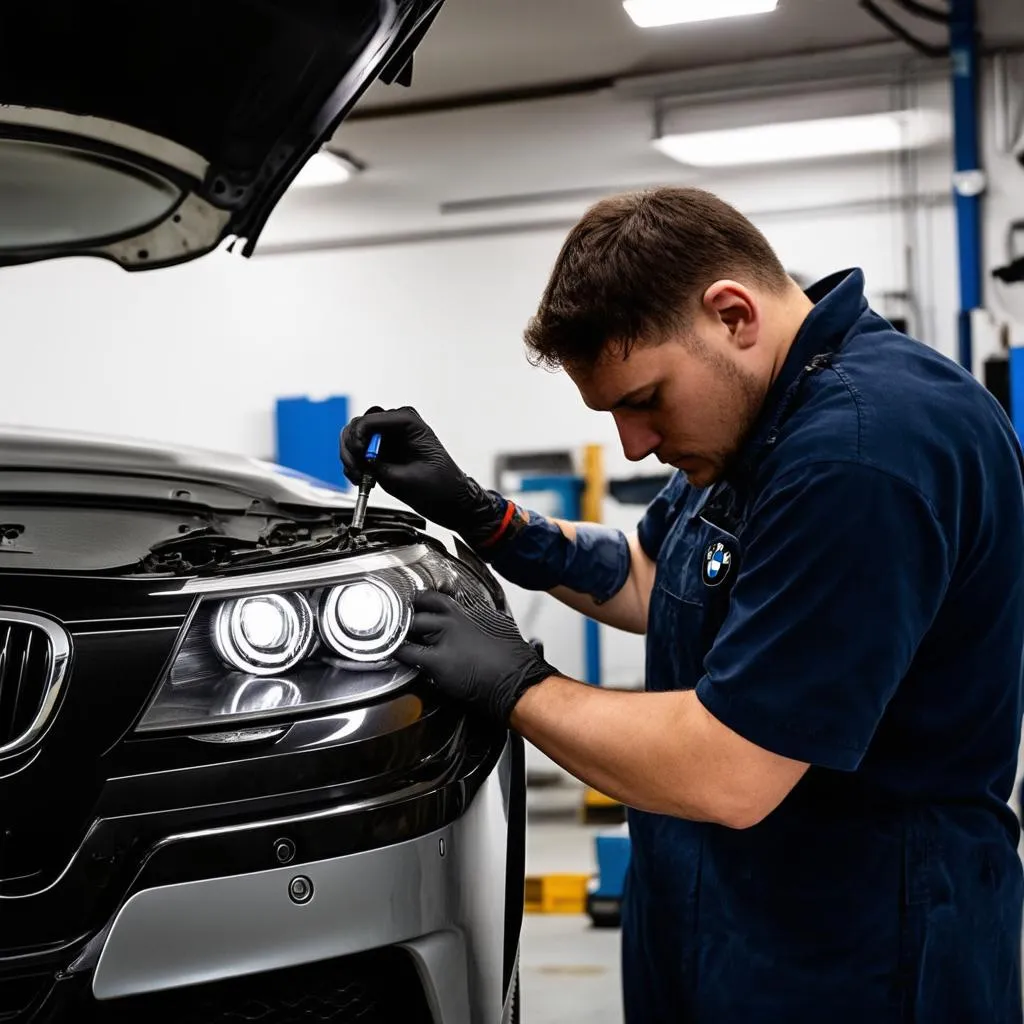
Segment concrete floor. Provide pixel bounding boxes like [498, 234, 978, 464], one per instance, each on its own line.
[520, 776, 625, 1023]
[520, 916, 623, 1024]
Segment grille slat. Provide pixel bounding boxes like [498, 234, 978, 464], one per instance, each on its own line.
[0, 614, 70, 755]
[0, 624, 17, 742]
[8, 630, 33, 741]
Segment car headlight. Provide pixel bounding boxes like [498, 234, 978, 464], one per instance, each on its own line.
[136, 544, 496, 734]
[318, 578, 409, 662]
[213, 593, 316, 675]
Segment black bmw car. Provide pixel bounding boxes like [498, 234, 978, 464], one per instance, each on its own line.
[0, 430, 525, 1023]
[0, 2, 525, 1022]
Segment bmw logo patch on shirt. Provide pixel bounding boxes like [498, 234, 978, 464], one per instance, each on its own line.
[703, 540, 734, 587]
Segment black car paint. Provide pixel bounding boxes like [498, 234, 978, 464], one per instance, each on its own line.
[0, 435, 524, 1021]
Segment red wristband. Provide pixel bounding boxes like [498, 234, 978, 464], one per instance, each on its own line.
[477, 500, 518, 550]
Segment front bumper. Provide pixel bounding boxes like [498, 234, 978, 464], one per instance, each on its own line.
[1, 729, 524, 1024]
[92, 736, 515, 1022]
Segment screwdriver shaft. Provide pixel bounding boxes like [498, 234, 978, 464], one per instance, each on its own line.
[350, 432, 382, 533]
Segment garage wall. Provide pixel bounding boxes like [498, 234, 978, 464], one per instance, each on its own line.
[1, 48, 1014, 685]
[0, 67, 961, 479]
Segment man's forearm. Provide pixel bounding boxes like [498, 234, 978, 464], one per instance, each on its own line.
[509, 676, 807, 829]
[480, 504, 625, 595]
[510, 676, 730, 822]
[549, 526, 652, 634]
[485, 512, 652, 634]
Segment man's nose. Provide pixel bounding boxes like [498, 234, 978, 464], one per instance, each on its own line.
[614, 413, 661, 462]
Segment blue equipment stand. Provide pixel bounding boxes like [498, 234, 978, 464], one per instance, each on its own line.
[275, 395, 351, 491]
[586, 829, 631, 928]
[1010, 348, 1024, 443]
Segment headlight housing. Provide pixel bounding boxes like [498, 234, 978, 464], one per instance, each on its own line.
[137, 544, 496, 734]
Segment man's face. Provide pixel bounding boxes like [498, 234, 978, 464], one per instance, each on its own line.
[569, 318, 767, 489]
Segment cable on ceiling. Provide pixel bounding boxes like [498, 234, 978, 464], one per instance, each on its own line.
[859, 0, 948, 58]
[891, 0, 950, 25]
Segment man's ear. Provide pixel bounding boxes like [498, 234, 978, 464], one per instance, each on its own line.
[702, 281, 758, 350]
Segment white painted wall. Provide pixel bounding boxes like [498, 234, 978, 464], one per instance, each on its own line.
[3, 49, 1019, 699]
[0, 73, 963, 467]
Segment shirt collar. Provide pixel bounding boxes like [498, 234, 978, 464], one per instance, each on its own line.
[729, 267, 869, 481]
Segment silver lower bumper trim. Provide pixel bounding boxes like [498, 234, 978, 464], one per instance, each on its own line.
[92, 738, 514, 1024]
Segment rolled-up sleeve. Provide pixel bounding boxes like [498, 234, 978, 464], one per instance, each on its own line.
[696, 460, 951, 771]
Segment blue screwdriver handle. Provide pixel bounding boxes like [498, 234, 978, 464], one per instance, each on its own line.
[350, 433, 382, 533]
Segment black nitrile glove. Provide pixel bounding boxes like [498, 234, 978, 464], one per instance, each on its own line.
[393, 591, 558, 724]
[340, 406, 506, 548]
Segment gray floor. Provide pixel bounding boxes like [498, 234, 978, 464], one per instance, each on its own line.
[520, 916, 623, 1024]
[520, 777, 625, 1023]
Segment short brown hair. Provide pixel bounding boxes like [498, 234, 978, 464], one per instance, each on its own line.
[524, 187, 790, 371]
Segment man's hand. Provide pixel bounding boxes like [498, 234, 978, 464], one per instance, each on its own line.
[394, 591, 558, 723]
[339, 406, 505, 547]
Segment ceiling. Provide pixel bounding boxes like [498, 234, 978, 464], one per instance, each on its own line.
[357, 0, 1024, 113]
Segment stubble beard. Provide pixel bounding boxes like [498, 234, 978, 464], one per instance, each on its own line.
[692, 344, 766, 486]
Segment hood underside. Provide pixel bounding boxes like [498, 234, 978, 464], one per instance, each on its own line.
[0, 0, 444, 271]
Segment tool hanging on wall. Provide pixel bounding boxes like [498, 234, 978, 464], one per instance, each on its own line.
[993, 221, 1024, 285]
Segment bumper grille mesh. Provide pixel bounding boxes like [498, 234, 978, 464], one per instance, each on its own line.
[87, 948, 433, 1024]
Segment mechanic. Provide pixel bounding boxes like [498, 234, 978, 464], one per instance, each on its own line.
[341, 187, 1024, 1023]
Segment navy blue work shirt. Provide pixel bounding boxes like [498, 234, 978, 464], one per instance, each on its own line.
[625, 268, 1024, 1023]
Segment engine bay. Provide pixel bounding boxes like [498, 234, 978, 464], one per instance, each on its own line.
[0, 503, 426, 576]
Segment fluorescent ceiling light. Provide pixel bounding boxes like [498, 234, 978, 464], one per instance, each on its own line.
[653, 111, 945, 167]
[624, 0, 777, 28]
[291, 151, 358, 189]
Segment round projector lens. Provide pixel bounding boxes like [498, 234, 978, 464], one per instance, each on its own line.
[213, 592, 315, 676]
[335, 582, 388, 638]
[239, 598, 289, 650]
[319, 578, 408, 662]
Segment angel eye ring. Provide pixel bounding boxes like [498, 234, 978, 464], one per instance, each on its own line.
[212, 592, 315, 676]
[318, 578, 409, 662]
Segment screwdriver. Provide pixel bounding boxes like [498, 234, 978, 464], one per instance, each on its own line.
[350, 432, 382, 533]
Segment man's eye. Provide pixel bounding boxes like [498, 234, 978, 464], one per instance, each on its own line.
[629, 393, 658, 411]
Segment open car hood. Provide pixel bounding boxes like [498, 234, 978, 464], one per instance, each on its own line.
[0, 0, 444, 271]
